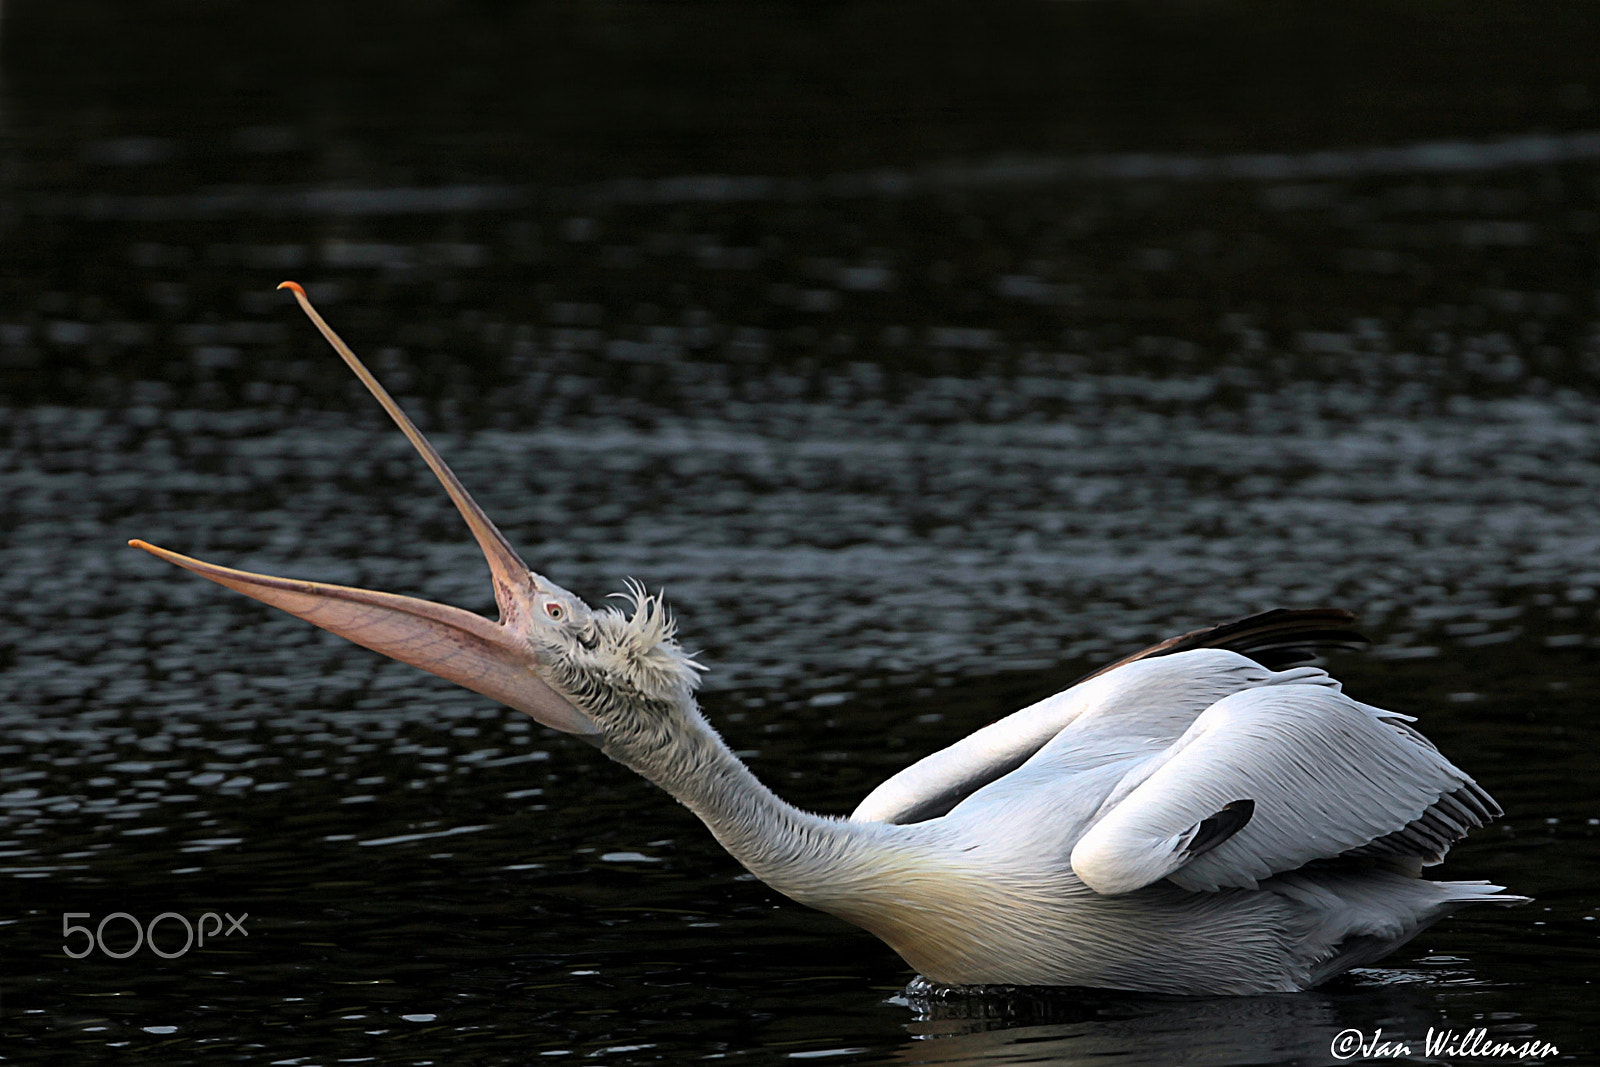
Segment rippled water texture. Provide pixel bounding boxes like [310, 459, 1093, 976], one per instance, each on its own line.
[3, 4, 1598, 1064]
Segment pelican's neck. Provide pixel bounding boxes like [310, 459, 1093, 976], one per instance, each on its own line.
[600, 705, 1054, 988]
[602, 707, 882, 907]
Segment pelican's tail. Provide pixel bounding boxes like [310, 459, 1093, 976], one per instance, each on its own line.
[1430, 878, 1533, 908]
[1271, 871, 1529, 988]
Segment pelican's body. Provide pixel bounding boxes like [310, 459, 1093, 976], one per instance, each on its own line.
[596, 644, 1518, 994]
[131, 283, 1525, 995]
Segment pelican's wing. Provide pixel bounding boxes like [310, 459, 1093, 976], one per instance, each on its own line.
[1069, 683, 1502, 894]
[850, 609, 1366, 826]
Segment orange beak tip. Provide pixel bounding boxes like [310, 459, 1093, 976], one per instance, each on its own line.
[277, 280, 305, 295]
[128, 538, 174, 560]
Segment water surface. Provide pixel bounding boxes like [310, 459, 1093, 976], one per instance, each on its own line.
[2, 5, 1597, 1064]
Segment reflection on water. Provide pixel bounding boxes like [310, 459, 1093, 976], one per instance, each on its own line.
[8, 385, 1600, 697]
[3, 4, 1599, 1064]
[896, 972, 1554, 1067]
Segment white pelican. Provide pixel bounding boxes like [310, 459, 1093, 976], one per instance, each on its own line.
[130, 282, 1525, 995]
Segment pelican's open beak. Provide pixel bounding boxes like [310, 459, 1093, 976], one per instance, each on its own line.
[129, 282, 598, 742]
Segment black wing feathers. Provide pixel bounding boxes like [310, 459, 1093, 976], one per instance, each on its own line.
[1181, 799, 1256, 860]
[1070, 608, 1368, 688]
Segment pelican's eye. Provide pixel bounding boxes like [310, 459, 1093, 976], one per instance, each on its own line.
[545, 602, 565, 622]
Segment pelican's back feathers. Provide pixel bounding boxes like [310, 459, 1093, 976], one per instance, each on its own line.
[851, 609, 1366, 826]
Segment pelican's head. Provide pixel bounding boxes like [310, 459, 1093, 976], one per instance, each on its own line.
[130, 282, 702, 747]
[523, 575, 708, 734]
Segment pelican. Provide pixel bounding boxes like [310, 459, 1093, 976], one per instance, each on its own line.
[129, 282, 1525, 995]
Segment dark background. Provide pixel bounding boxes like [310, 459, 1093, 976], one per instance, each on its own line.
[6, 1, 1600, 408]
[1, 3, 1596, 1064]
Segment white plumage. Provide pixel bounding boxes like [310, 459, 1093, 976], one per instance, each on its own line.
[131, 283, 1525, 995]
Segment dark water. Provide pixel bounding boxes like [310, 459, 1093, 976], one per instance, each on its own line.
[2, 4, 1598, 1064]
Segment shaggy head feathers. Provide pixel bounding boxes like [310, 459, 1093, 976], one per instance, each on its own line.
[536, 579, 705, 732]
[596, 579, 705, 702]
